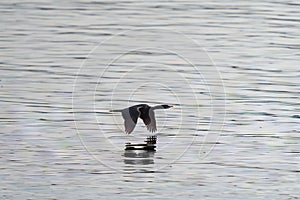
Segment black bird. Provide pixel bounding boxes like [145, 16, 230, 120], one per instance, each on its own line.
[111, 104, 173, 134]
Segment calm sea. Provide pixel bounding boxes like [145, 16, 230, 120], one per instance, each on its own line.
[1, 0, 299, 199]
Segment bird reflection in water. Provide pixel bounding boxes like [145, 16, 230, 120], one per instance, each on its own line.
[123, 150, 155, 165]
[123, 135, 157, 165]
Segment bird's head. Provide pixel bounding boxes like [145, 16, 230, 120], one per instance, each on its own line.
[161, 105, 173, 109]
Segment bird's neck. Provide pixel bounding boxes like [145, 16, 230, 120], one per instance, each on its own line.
[152, 105, 164, 110]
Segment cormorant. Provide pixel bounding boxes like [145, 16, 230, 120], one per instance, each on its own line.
[111, 104, 173, 134]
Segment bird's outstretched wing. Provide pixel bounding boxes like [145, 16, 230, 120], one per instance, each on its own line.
[121, 107, 139, 134]
[139, 105, 151, 125]
[146, 109, 157, 133]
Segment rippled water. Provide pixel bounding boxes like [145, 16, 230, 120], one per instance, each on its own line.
[1, 0, 299, 199]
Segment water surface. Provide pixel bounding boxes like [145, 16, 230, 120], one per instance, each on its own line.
[1, 0, 299, 199]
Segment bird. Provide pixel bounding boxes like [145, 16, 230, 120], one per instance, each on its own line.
[111, 104, 173, 134]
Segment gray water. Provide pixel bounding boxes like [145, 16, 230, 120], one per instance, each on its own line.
[1, 0, 299, 199]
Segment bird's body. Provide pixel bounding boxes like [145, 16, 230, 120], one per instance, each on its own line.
[112, 104, 172, 134]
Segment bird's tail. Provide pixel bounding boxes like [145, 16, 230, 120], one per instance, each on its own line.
[109, 109, 123, 112]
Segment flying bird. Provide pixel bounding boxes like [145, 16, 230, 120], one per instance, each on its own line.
[111, 104, 173, 134]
